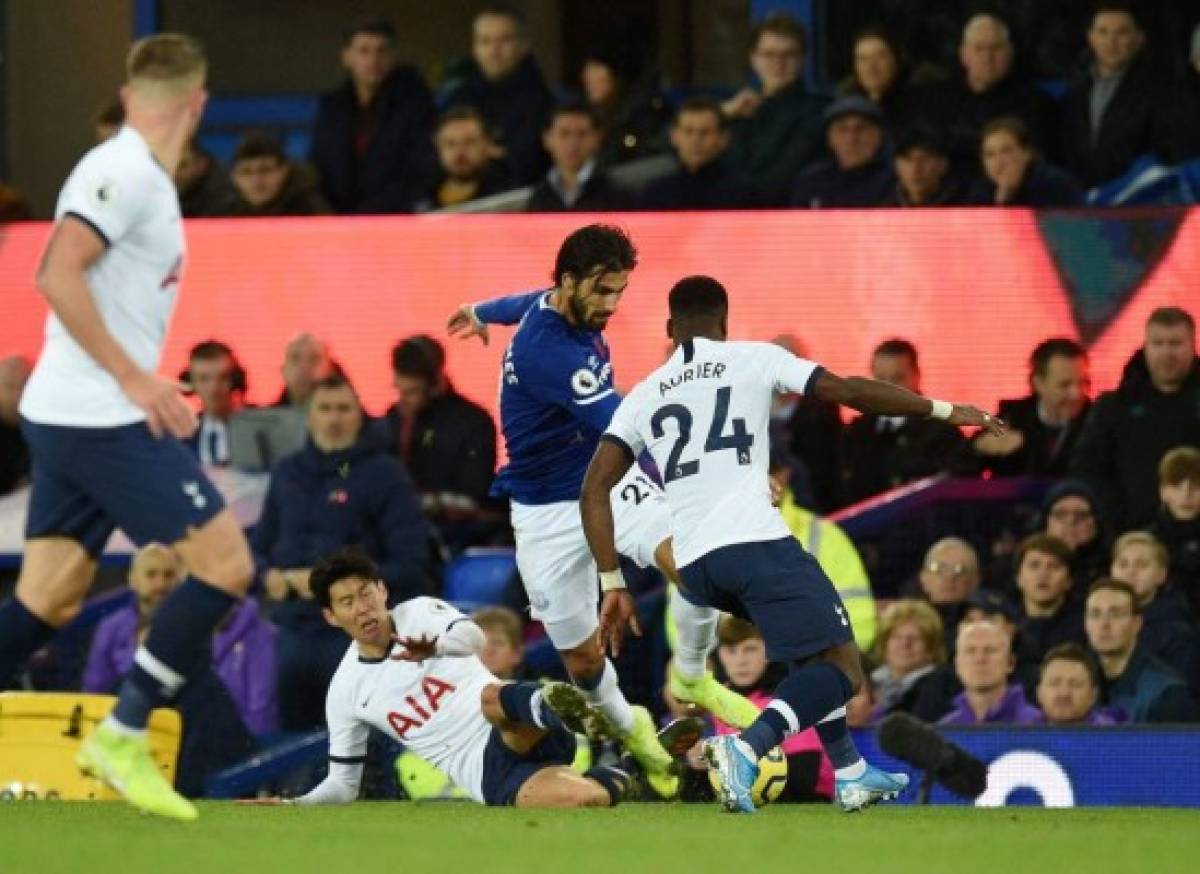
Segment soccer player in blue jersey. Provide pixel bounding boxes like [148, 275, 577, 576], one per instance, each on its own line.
[580, 275, 1003, 813]
[447, 225, 758, 796]
[0, 35, 253, 821]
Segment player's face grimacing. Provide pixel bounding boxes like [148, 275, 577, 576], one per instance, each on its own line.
[566, 269, 630, 331]
[322, 576, 392, 646]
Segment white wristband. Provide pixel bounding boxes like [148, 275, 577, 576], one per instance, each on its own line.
[929, 400, 953, 421]
[599, 569, 627, 593]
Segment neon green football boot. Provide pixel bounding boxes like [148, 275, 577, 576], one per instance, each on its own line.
[669, 666, 761, 729]
[622, 706, 679, 799]
[77, 722, 197, 822]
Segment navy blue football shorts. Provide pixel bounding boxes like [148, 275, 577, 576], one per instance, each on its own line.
[678, 536, 854, 662]
[21, 418, 226, 556]
[479, 723, 578, 806]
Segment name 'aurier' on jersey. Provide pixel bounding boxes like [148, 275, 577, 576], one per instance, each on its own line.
[493, 293, 622, 505]
[605, 338, 824, 568]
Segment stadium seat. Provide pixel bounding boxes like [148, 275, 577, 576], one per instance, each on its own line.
[441, 547, 518, 612]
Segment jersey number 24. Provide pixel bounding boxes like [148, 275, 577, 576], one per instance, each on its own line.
[650, 387, 754, 482]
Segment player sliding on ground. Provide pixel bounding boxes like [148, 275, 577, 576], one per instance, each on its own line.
[580, 275, 1004, 813]
[242, 548, 699, 808]
[447, 225, 759, 798]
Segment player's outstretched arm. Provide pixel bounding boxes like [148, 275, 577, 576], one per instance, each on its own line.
[581, 438, 642, 656]
[811, 371, 1004, 436]
[35, 216, 196, 439]
[446, 290, 545, 344]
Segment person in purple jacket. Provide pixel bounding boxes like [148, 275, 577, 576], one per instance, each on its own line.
[1034, 642, 1123, 726]
[84, 542, 278, 735]
[939, 619, 1042, 726]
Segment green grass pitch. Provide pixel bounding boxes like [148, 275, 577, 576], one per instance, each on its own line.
[1, 802, 1197, 874]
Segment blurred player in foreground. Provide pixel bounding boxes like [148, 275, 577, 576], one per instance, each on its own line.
[580, 275, 1002, 813]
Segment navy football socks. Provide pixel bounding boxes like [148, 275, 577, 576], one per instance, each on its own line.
[0, 598, 55, 689]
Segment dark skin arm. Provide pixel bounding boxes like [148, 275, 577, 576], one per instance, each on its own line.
[580, 438, 641, 657]
[811, 371, 1004, 434]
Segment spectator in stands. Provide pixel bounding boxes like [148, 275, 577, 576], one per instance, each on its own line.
[439, 5, 554, 186]
[791, 96, 894, 208]
[230, 133, 330, 217]
[254, 372, 434, 729]
[0, 355, 31, 495]
[0, 183, 31, 222]
[869, 599, 946, 718]
[273, 332, 332, 409]
[92, 97, 123, 143]
[175, 139, 237, 218]
[840, 28, 918, 136]
[309, 18, 436, 214]
[723, 13, 829, 206]
[919, 13, 1057, 169]
[914, 537, 981, 648]
[838, 338, 968, 506]
[181, 340, 247, 468]
[970, 116, 1084, 206]
[770, 335, 843, 514]
[473, 606, 525, 680]
[883, 126, 968, 206]
[713, 618, 833, 802]
[939, 619, 1042, 725]
[417, 106, 512, 211]
[1034, 642, 1123, 725]
[974, 338, 1090, 476]
[1110, 531, 1196, 671]
[1061, 3, 1195, 189]
[769, 448, 876, 649]
[83, 543, 277, 735]
[1041, 480, 1111, 592]
[1149, 448, 1200, 616]
[526, 102, 628, 212]
[1085, 578, 1200, 722]
[1071, 307, 1200, 531]
[373, 335, 497, 523]
[639, 98, 755, 210]
[1012, 534, 1086, 663]
[579, 46, 670, 167]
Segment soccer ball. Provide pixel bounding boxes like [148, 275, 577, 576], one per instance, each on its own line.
[708, 745, 789, 806]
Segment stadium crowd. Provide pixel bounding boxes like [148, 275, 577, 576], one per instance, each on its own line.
[2, 2, 1200, 802]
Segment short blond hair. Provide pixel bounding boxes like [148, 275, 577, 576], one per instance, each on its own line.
[1112, 531, 1168, 569]
[126, 33, 206, 90]
[472, 606, 522, 649]
[872, 599, 946, 665]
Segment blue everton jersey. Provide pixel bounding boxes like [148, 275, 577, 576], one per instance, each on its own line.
[491, 292, 621, 504]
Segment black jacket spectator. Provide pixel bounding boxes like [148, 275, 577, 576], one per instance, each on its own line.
[526, 166, 629, 212]
[371, 390, 497, 509]
[1061, 55, 1184, 189]
[727, 81, 829, 207]
[440, 56, 555, 186]
[639, 157, 756, 211]
[1148, 511, 1200, 618]
[1018, 601, 1087, 665]
[975, 395, 1091, 478]
[968, 159, 1084, 207]
[417, 161, 511, 212]
[838, 414, 968, 507]
[1139, 585, 1198, 675]
[178, 146, 237, 218]
[919, 72, 1058, 168]
[230, 164, 330, 217]
[791, 154, 895, 209]
[1071, 352, 1200, 531]
[781, 396, 843, 514]
[1103, 644, 1200, 722]
[310, 66, 436, 214]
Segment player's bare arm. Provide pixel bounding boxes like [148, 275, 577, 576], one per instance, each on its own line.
[580, 437, 642, 656]
[36, 216, 196, 439]
[811, 370, 1004, 436]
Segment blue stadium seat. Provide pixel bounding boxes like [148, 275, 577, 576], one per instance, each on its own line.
[441, 547, 518, 612]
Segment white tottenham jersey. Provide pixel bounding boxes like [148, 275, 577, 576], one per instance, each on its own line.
[20, 126, 186, 427]
[325, 597, 497, 802]
[605, 338, 823, 567]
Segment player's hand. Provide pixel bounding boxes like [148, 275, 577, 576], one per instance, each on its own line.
[769, 477, 785, 507]
[392, 634, 439, 662]
[264, 569, 291, 601]
[120, 369, 197, 439]
[948, 404, 1005, 437]
[975, 427, 1024, 456]
[598, 590, 641, 658]
[721, 88, 761, 119]
[446, 304, 490, 346]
